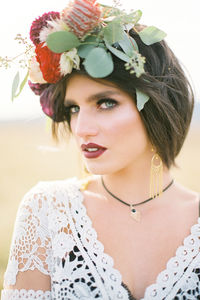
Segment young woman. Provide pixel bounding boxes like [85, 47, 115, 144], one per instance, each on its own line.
[1, 1, 200, 299]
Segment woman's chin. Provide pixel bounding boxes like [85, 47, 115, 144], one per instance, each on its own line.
[84, 161, 119, 176]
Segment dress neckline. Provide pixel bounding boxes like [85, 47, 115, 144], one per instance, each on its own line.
[71, 178, 200, 300]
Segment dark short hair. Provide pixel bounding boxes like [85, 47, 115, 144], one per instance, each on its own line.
[48, 27, 194, 168]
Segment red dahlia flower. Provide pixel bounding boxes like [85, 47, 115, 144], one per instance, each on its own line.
[61, 0, 101, 38]
[28, 81, 50, 96]
[40, 85, 55, 118]
[30, 11, 60, 45]
[35, 43, 62, 84]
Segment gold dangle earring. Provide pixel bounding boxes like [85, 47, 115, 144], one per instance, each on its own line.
[78, 153, 92, 191]
[149, 149, 163, 198]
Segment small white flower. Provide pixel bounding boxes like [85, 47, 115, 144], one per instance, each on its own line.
[29, 56, 47, 84]
[60, 48, 80, 76]
[53, 232, 75, 258]
[39, 19, 68, 44]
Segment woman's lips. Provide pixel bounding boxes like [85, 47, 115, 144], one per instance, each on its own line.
[81, 143, 107, 159]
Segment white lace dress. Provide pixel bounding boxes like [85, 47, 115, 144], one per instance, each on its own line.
[1, 178, 200, 300]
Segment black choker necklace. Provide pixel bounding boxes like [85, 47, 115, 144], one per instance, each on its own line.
[101, 177, 174, 222]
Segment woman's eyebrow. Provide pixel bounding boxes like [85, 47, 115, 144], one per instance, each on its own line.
[64, 90, 119, 106]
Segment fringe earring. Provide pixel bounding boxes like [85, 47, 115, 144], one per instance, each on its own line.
[79, 159, 92, 190]
[150, 151, 163, 198]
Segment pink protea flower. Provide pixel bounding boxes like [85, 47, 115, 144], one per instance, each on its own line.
[30, 11, 60, 45]
[61, 0, 101, 38]
[39, 18, 67, 44]
[35, 42, 62, 83]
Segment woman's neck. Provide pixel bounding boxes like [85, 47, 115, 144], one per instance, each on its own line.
[100, 164, 172, 206]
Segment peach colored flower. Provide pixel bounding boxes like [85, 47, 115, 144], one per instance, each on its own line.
[29, 56, 47, 84]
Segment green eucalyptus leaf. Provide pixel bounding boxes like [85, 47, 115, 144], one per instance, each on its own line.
[46, 31, 80, 53]
[80, 35, 99, 46]
[104, 40, 130, 62]
[78, 36, 102, 58]
[103, 21, 124, 44]
[131, 10, 142, 24]
[118, 32, 139, 56]
[138, 26, 167, 46]
[124, 10, 142, 24]
[84, 47, 114, 78]
[114, 10, 142, 25]
[136, 89, 149, 111]
[11, 71, 20, 101]
[82, 35, 99, 44]
[100, 4, 121, 18]
[15, 70, 29, 97]
[78, 44, 97, 58]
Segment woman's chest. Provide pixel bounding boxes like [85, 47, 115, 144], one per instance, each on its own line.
[90, 221, 165, 297]
[49, 183, 200, 299]
[86, 202, 199, 299]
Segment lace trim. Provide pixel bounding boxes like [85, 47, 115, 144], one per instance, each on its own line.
[142, 218, 200, 299]
[70, 179, 200, 300]
[3, 184, 53, 286]
[1, 289, 51, 300]
[67, 180, 129, 299]
[3, 178, 200, 300]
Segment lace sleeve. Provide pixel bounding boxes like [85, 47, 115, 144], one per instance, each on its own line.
[1, 184, 52, 299]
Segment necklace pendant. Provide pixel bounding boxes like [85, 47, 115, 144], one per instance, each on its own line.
[130, 206, 141, 222]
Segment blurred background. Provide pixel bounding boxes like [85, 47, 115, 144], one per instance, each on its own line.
[0, 0, 200, 291]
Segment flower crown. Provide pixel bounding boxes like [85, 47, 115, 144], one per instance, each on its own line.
[1, 0, 166, 118]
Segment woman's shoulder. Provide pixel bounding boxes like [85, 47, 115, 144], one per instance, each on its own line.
[24, 177, 79, 199]
[166, 181, 200, 235]
[18, 177, 82, 215]
[172, 181, 199, 213]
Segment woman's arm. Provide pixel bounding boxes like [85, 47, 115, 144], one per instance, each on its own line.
[1, 184, 52, 299]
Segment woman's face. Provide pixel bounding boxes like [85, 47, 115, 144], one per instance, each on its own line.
[64, 74, 151, 175]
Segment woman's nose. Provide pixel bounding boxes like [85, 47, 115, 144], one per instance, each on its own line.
[73, 110, 98, 138]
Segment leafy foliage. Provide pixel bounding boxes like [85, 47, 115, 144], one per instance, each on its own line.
[103, 21, 124, 44]
[125, 50, 146, 78]
[114, 10, 142, 25]
[136, 89, 150, 111]
[11, 71, 29, 101]
[118, 32, 139, 56]
[1, 0, 168, 112]
[78, 36, 100, 58]
[105, 40, 130, 62]
[47, 31, 80, 53]
[138, 26, 167, 45]
[83, 47, 114, 78]
[11, 72, 20, 101]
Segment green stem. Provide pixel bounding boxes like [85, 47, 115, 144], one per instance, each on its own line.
[124, 25, 138, 52]
[7, 45, 34, 62]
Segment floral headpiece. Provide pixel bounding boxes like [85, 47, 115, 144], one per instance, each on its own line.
[1, 0, 166, 118]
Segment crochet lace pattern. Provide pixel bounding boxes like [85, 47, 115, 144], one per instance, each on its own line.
[1, 178, 200, 300]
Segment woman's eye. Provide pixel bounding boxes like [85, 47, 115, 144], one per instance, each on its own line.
[98, 99, 117, 110]
[66, 105, 79, 115]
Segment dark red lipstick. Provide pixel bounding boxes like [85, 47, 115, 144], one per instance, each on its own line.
[81, 143, 107, 159]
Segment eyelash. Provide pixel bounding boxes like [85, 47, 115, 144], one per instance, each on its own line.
[65, 98, 118, 115]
